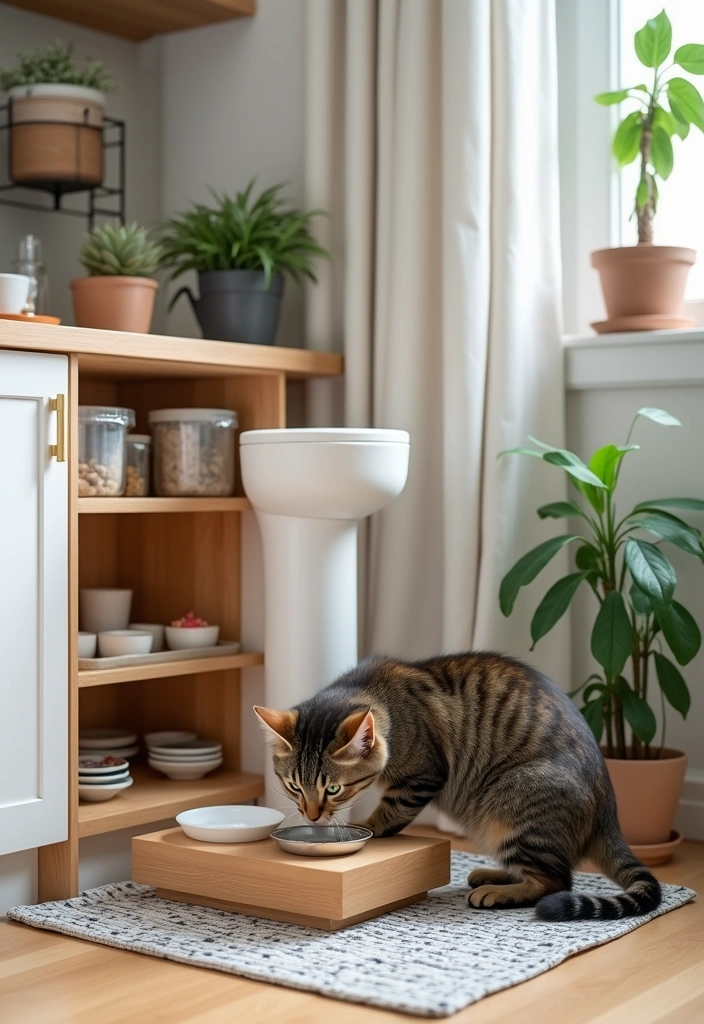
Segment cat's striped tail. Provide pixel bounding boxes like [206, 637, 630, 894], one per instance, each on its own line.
[535, 831, 661, 922]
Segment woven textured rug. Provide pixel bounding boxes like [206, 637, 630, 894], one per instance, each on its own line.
[9, 852, 695, 1018]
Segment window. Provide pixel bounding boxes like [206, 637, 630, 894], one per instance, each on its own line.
[619, 1, 704, 300]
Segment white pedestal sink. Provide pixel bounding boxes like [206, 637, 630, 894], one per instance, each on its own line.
[240, 428, 410, 807]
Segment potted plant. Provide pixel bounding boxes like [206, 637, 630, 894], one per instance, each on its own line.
[499, 407, 703, 862]
[0, 41, 117, 189]
[592, 9, 704, 332]
[71, 222, 162, 334]
[160, 181, 329, 345]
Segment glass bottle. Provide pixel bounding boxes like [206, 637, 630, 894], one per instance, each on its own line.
[12, 234, 48, 315]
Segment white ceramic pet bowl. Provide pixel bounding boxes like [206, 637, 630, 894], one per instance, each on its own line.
[129, 623, 165, 652]
[148, 740, 222, 759]
[79, 729, 138, 750]
[176, 805, 285, 843]
[148, 757, 223, 780]
[165, 625, 220, 650]
[78, 632, 97, 658]
[78, 776, 134, 802]
[98, 630, 153, 658]
[144, 730, 197, 749]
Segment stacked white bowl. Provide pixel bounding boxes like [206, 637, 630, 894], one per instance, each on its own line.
[78, 755, 134, 803]
[79, 728, 139, 759]
[146, 733, 223, 780]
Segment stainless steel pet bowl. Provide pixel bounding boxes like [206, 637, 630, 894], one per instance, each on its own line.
[269, 824, 373, 857]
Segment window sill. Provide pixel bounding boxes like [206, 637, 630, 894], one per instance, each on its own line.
[563, 329, 704, 391]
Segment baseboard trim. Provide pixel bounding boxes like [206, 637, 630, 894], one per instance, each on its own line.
[676, 771, 704, 842]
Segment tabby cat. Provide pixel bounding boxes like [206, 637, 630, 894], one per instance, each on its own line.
[255, 652, 661, 921]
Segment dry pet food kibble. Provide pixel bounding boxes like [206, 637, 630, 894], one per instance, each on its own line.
[78, 459, 120, 496]
[149, 408, 238, 498]
[125, 464, 147, 496]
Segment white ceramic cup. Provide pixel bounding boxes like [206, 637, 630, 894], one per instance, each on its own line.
[80, 588, 133, 634]
[0, 273, 31, 314]
[78, 632, 97, 658]
[129, 622, 165, 652]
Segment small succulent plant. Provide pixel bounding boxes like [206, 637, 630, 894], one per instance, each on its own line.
[79, 222, 162, 278]
[0, 40, 117, 93]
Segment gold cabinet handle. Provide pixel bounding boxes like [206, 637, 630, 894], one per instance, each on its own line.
[50, 394, 66, 462]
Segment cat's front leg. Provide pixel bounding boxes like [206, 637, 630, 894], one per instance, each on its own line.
[361, 779, 439, 837]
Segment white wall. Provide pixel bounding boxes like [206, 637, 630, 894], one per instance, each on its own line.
[566, 332, 704, 839]
[0, 3, 162, 327]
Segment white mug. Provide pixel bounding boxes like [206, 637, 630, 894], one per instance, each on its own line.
[0, 273, 31, 314]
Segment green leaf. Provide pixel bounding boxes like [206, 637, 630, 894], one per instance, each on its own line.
[541, 451, 609, 489]
[629, 582, 653, 617]
[626, 511, 704, 558]
[667, 78, 704, 132]
[653, 105, 689, 140]
[651, 173, 660, 212]
[633, 497, 704, 513]
[634, 10, 672, 68]
[583, 681, 607, 704]
[537, 501, 586, 520]
[530, 573, 589, 648]
[581, 699, 604, 743]
[653, 652, 691, 717]
[635, 407, 682, 427]
[624, 539, 676, 609]
[499, 535, 580, 617]
[612, 111, 643, 166]
[674, 43, 704, 74]
[594, 89, 630, 105]
[589, 444, 639, 491]
[497, 447, 543, 459]
[568, 673, 603, 699]
[591, 591, 634, 677]
[636, 178, 650, 212]
[575, 544, 601, 572]
[614, 676, 657, 744]
[656, 600, 702, 665]
[650, 125, 674, 179]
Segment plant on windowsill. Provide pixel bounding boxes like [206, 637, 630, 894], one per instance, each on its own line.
[0, 41, 118, 189]
[71, 222, 163, 334]
[591, 9, 704, 333]
[160, 180, 329, 346]
[499, 407, 704, 857]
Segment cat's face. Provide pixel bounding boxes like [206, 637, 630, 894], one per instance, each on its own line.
[254, 705, 386, 823]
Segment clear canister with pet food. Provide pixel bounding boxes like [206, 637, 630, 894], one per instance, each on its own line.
[125, 434, 151, 496]
[78, 406, 135, 497]
[149, 408, 238, 497]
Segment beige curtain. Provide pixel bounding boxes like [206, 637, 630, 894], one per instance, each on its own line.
[304, 0, 570, 688]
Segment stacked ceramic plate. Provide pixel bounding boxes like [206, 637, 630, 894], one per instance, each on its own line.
[79, 728, 139, 759]
[78, 755, 134, 803]
[147, 738, 223, 780]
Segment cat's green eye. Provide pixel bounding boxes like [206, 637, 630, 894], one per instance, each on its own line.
[326, 784, 342, 795]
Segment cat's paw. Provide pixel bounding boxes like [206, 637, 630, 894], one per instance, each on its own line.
[468, 885, 508, 909]
[467, 868, 514, 888]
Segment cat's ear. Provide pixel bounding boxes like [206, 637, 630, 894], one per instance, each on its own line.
[332, 709, 375, 762]
[253, 706, 297, 755]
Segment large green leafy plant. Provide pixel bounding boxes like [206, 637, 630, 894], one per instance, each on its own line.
[499, 408, 703, 760]
[596, 9, 704, 244]
[0, 41, 117, 93]
[160, 181, 329, 303]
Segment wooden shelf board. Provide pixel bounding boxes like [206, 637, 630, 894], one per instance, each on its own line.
[78, 650, 264, 688]
[1, 1, 256, 43]
[78, 496, 252, 514]
[0, 322, 343, 381]
[78, 766, 264, 837]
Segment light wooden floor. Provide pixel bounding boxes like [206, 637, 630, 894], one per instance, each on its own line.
[1, 829, 702, 1024]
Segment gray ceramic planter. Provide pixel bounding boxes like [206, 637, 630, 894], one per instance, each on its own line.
[173, 270, 284, 345]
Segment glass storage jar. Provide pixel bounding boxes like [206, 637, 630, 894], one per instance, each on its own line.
[125, 434, 151, 497]
[149, 408, 238, 497]
[78, 406, 135, 497]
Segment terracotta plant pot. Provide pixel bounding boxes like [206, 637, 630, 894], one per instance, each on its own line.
[591, 245, 695, 326]
[603, 748, 688, 846]
[9, 84, 104, 188]
[71, 277, 158, 333]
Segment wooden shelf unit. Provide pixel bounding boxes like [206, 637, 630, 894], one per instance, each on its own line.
[2, 0, 257, 43]
[78, 766, 264, 838]
[78, 650, 264, 688]
[13, 321, 343, 903]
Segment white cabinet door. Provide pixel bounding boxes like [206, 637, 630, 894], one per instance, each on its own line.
[0, 350, 68, 855]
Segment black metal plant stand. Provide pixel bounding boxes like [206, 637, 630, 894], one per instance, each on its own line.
[0, 103, 125, 229]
